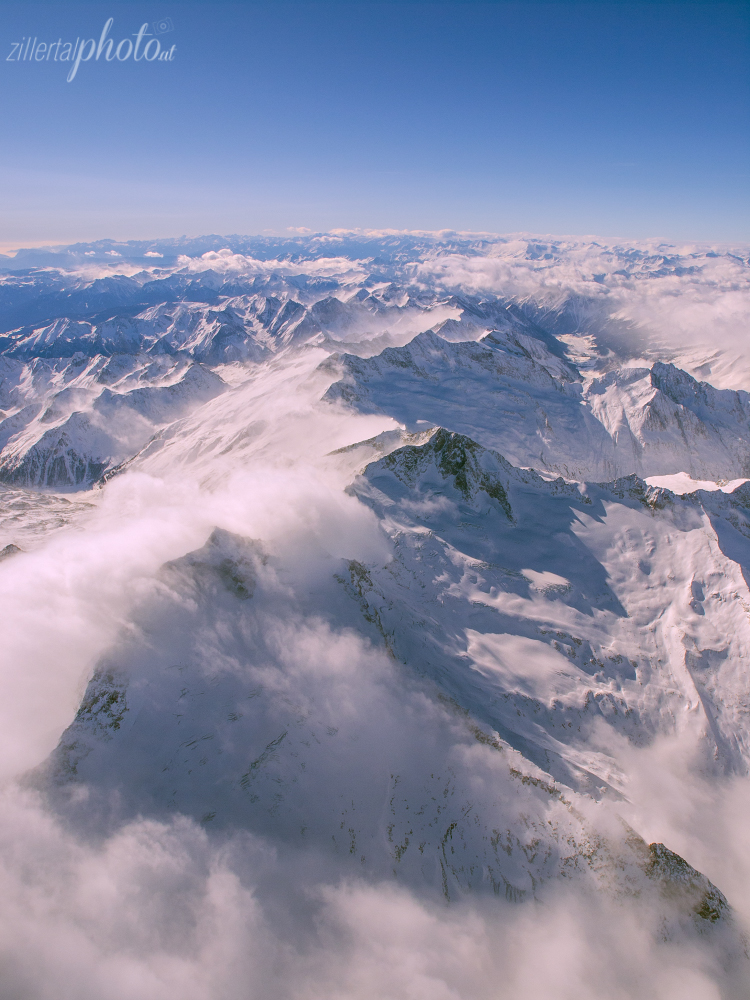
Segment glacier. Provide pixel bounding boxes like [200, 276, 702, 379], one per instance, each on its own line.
[1, 232, 750, 997]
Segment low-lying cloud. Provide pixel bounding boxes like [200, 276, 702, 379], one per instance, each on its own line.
[0, 782, 742, 1000]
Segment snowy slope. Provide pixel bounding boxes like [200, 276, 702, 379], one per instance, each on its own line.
[349, 430, 750, 785]
[325, 333, 750, 481]
[0, 354, 225, 487]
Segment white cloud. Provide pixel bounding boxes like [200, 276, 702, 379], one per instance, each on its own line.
[0, 783, 736, 1000]
[412, 240, 750, 388]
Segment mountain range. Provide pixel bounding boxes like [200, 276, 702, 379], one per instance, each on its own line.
[2, 232, 750, 995]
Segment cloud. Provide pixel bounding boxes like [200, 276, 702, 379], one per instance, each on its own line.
[0, 782, 739, 1000]
[603, 723, 750, 932]
[0, 474, 213, 779]
[169, 249, 368, 280]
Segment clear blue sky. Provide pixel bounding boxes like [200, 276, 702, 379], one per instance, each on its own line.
[0, 0, 748, 246]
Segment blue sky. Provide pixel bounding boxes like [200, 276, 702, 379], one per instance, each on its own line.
[0, 0, 748, 246]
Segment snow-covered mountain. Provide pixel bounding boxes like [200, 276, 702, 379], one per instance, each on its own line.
[324, 331, 750, 481]
[1, 232, 748, 488]
[39, 425, 750, 891]
[2, 232, 750, 996]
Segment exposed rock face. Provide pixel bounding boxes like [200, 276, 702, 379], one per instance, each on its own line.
[645, 842, 730, 927]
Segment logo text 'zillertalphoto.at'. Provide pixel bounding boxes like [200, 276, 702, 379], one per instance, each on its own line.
[6, 18, 176, 82]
